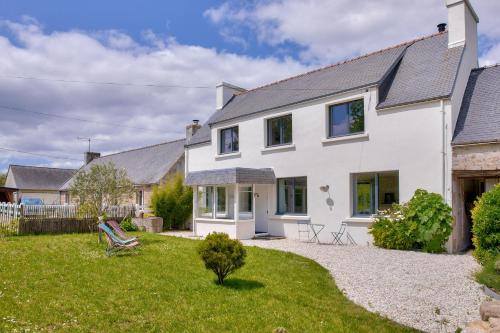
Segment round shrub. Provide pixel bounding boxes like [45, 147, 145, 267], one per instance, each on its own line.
[369, 204, 418, 250]
[197, 232, 246, 285]
[471, 184, 500, 264]
[405, 189, 453, 253]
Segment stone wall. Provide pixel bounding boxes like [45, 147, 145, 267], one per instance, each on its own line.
[453, 143, 500, 171]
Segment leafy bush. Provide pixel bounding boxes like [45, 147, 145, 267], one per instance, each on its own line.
[150, 173, 193, 230]
[471, 184, 500, 264]
[406, 189, 453, 253]
[370, 204, 418, 250]
[120, 216, 137, 232]
[369, 189, 452, 253]
[197, 232, 246, 285]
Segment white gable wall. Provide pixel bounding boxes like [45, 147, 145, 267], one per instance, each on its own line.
[187, 87, 445, 244]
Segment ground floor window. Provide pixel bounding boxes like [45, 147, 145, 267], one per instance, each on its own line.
[353, 171, 399, 216]
[277, 177, 307, 214]
[239, 185, 253, 219]
[197, 186, 214, 218]
[197, 185, 253, 220]
[136, 190, 144, 207]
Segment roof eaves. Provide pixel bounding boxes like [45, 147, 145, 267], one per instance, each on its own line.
[209, 83, 378, 127]
[376, 95, 451, 111]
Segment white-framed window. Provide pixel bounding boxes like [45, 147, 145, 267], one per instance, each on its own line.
[197, 186, 214, 218]
[238, 185, 253, 220]
[328, 99, 364, 138]
[219, 126, 239, 154]
[215, 186, 228, 218]
[352, 171, 399, 216]
[136, 190, 144, 206]
[266, 114, 292, 147]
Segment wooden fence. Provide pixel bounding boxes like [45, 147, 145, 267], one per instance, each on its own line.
[0, 203, 135, 235]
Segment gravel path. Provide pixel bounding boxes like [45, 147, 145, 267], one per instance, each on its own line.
[163, 232, 486, 332]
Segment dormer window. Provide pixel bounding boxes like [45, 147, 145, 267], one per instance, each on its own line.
[328, 99, 364, 138]
[219, 126, 239, 154]
[267, 114, 292, 147]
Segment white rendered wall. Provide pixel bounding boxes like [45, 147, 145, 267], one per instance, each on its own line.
[188, 87, 445, 244]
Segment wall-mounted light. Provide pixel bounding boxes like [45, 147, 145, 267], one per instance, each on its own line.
[320, 185, 329, 192]
[253, 193, 260, 198]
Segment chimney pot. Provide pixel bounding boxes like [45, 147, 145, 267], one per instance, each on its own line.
[437, 23, 447, 32]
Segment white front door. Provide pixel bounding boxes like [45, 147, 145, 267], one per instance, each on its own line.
[254, 184, 269, 233]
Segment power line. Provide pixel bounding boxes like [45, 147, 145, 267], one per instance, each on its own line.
[0, 147, 81, 161]
[0, 105, 158, 132]
[0, 74, 348, 91]
[0, 75, 212, 89]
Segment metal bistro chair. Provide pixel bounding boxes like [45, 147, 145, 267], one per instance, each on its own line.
[331, 222, 346, 245]
[331, 222, 357, 246]
[297, 220, 310, 241]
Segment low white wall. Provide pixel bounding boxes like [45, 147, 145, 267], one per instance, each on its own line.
[195, 219, 237, 238]
[236, 220, 256, 239]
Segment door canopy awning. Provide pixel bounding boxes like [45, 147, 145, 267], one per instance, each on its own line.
[185, 167, 275, 186]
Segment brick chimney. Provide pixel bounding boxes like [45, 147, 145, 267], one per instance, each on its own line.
[216, 82, 246, 110]
[84, 152, 100, 164]
[186, 120, 201, 142]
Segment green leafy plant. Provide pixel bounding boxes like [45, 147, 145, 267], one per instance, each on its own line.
[369, 203, 418, 250]
[150, 173, 192, 230]
[406, 189, 453, 253]
[120, 216, 137, 232]
[471, 184, 500, 264]
[369, 189, 452, 253]
[70, 162, 135, 220]
[197, 232, 246, 285]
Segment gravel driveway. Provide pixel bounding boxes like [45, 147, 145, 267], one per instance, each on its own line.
[163, 232, 486, 332]
[242, 239, 486, 333]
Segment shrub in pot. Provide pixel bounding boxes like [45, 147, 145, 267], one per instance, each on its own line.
[471, 184, 500, 264]
[197, 232, 246, 285]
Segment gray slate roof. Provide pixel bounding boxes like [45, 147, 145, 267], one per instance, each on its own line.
[187, 32, 463, 146]
[61, 139, 185, 190]
[377, 33, 463, 109]
[185, 168, 276, 186]
[453, 65, 500, 145]
[6, 165, 76, 190]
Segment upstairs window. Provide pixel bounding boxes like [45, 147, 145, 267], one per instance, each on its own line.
[328, 99, 364, 138]
[220, 126, 239, 154]
[267, 114, 292, 147]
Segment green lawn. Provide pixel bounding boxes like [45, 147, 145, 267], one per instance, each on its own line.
[0, 233, 418, 333]
[476, 254, 500, 293]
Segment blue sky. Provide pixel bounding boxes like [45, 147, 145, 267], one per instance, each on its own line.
[0, 0, 499, 173]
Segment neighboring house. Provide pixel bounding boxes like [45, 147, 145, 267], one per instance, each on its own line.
[4, 165, 77, 204]
[450, 65, 500, 251]
[185, 0, 493, 252]
[60, 139, 186, 210]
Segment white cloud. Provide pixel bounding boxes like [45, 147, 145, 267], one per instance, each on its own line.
[206, 0, 500, 65]
[0, 19, 308, 170]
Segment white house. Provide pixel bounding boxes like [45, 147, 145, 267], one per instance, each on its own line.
[184, 0, 498, 252]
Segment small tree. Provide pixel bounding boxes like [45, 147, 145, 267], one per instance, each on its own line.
[0, 173, 6, 186]
[150, 173, 192, 229]
[197, 232, 246, 285]
[69, 162, 135, 219]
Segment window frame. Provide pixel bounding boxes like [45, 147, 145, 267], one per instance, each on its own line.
[215, 186, 228, 218]
[219, 126, 239, 155]
[266, 114, 293, 147]
[136, 190, 144, 207]
[352, 171, 399, 217]
[276, 177, 308, 215]
[327, 98, 365, 138]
